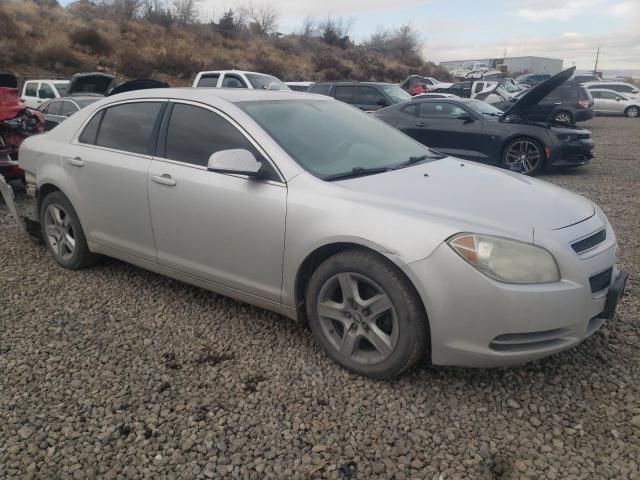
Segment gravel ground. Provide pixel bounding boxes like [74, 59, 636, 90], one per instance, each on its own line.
[1, 116, 639, 479]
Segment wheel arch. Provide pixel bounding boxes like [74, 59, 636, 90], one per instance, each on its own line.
[293, 242, 431, 338]
[36, 182, 64, 220]
[624, 105, 639, 117]
[501, 134, 548, 163]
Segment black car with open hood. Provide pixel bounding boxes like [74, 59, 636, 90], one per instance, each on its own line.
[67, 72, 116, 96]
[108, 79, 169, 96]
[495, 67, 594, 125]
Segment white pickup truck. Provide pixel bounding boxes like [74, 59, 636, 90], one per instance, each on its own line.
[20, 79, 69, 108]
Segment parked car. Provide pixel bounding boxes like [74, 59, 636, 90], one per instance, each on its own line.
[431, 80, 513, 104]
[285, 82, 314, 92]
[375, 69, 594, 175]
[399, 76, 451, 96]
[193, 70, 289, 90]
[516, 73, 552, 87]
[584, 81, 639, 99]
[20, 79, 70, 109]
[1, 87, 627, 378]
[307, 81, 411, 111]
[412, 93, 459, 100]
[494, 71, 593, 124]
[590, 89, 640, 118]
[38, 76, 168, 131]
[573, 74, 600, 84]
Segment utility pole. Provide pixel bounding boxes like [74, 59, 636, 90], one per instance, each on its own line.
[593, 47, 600, 75]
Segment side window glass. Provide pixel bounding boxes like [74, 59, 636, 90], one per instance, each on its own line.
[165, 104, 271, 176]
[45, 101, 62, 115]
[309, 84, 331, 95]
[402, 104, 418, 115]
[61, 102, 79, 117]
[95, 102, 162, 154]
[39, 83, 55, 99]
[221, 74, 247, 88]
[419, 102, 465, 118]
[357, 86, 386, 105]
[197, 74, 220, 87]
[334, 86, 356, 104]
[24, 82, 37, 97]
[78, 111, 103, 145]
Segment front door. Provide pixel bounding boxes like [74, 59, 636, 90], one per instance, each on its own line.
[147, 102, 287, 302]
[63, 101, 165, 261]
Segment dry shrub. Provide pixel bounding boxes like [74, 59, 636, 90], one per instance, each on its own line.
[153, 49, 203, 79]
[250, 49, 288, 79]
[0, 9, 20, 37]
[313, 52, 352, 79]
[69, 27, 112, 55]
[33, 43, 83, 70]
[116, 47, 153, 78]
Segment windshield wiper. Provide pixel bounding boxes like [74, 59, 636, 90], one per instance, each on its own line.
[393, 154, 432, 170]
[323, 166, 392, 181]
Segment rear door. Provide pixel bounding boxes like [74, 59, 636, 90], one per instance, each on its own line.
[63, 100, 165, 261]
[147, 101, 287, 302]
[333, 85, 357, 106]
[356, 86, 388, 111]
[22, 81, 40, 108]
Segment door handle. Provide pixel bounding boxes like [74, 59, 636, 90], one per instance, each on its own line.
[68, 157, 84, 167]
[151, 174, 177, 187]
[415, 122, 429, 127]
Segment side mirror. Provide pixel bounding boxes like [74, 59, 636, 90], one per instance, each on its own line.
[457, 113, 474, 123]
[377, 98, 389, 107]
[207, 149, 266, 179]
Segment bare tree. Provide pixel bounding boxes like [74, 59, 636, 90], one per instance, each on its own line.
[297, 16, 317, 38]
[366, 24, 422, 59]
[103, 0, 142, 18]
[173, 0, 200, 25]
[319, 16, 354, 48]
[247, 3, 279, 36]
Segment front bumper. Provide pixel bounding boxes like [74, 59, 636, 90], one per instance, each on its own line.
[549, 138, 594, 167]
[404, 215, 626, 368]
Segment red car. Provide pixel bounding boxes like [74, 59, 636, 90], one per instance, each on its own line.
[0, 71, 45, 181]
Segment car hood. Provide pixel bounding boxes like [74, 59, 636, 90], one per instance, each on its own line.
[108, 78, 169, 96]
[501, 67, 576, 120]
[337, 157, 594, 233]
[68, 72, 116, 96]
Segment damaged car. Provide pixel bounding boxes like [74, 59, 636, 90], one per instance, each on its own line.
[0, 71, 45, 181]
[375, 67, 594, 175]
[0, 86, 627, 378]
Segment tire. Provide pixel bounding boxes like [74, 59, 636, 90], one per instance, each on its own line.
[553, 111, 573, 124]
[306, 249, 428, 379]
[501, 137, 545, 175]
[40, 191, 98, 269]
[625, 106, 639, 118]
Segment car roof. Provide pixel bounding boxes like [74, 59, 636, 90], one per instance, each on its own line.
[313, 81, 392, 86]
[585, 80, 632, 86]
[25, 79, 69, 83]
[101, 87, 332, 104]
[197, 70, 277, 76]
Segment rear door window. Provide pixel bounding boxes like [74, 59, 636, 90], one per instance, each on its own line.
[334, 86, 356, 104]
[44, 101, 62, 115]
[221, 74, 247, 88]
[94, 102, 163, 155]
[24, 82, 38, 97]
[39, 83, 55, 99]
[357, 86, 386, 106]
[61, 101, 79, 117]
[308, 84, 331, 95]
[197, 73, 220, 87]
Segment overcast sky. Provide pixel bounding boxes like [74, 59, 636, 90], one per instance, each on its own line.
[63, 0, 639, 70]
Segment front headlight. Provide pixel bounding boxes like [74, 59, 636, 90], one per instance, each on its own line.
[557, 134, 578, 142]
[448, 234, 560, 284]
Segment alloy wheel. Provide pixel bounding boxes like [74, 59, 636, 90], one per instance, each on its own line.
[554, 112, 572, 124]
[627, 107, 639, 118]
[44, 203, 76, 261]
[504, 140, 541, 174]
[316, 272, 399, 365]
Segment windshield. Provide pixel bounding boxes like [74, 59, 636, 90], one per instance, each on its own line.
[245, 73, 289, 91]
[380, 85, 411, 103]
[54, 82, 69, 96]
[239, 100, 441, 180]
[501, 81, 519, 93]
[465, 100, 504, 119]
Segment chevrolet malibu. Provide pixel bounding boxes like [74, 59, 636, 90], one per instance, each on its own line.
[0, 88, 627, 378]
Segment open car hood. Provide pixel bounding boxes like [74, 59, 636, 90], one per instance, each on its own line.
[108, 79, 169, 96]
[0, 71, 18, 89]
[501, 67, 575, 120]
[68, 72, 116, 96]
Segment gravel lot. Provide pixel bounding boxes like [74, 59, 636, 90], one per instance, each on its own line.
[1, 116, 639, 479]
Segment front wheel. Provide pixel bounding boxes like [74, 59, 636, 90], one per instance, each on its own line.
[40, 191, 98, 269]
[306, 249, 428, 379]
[625, 106, 639, 118]
[502, 137, 545, 175]
[553, 111, 573, 124]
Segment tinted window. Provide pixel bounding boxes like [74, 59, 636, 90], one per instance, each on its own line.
[96, 102, 162, 154]
[246, 73, 287, 90]
[165, 104, 261, 168]
[357, 86, 385, 105]
[308, 84, 331, 95]
[78, 111, 103, 145]
[222, 74, 247, 88]
[24, 82, 37, 96]
[39, 83, 54, 98]
[591, 91, 602, 99]
[44, 101, 62, 115]
[401, 104, 418, 115]
[61, 102, 79, 117]
[197, 74, 220, 87]
[54, 83, 69, 96]
[334, 86, 356, 104]
[419, 102, 466, 117]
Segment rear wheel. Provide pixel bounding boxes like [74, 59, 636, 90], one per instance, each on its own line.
[502, 137, 545, 175]
[306, 249, 428, 379]
[553, 111, 573, 124]
[625, 106, 639, 118]
[40, 191, 98, 269]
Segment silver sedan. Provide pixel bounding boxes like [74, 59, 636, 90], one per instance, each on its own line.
[590, 89, 640, 117]
[1, 88, 628, 378]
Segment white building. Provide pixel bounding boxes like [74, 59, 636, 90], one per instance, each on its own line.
[439, 56, 564, 75]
